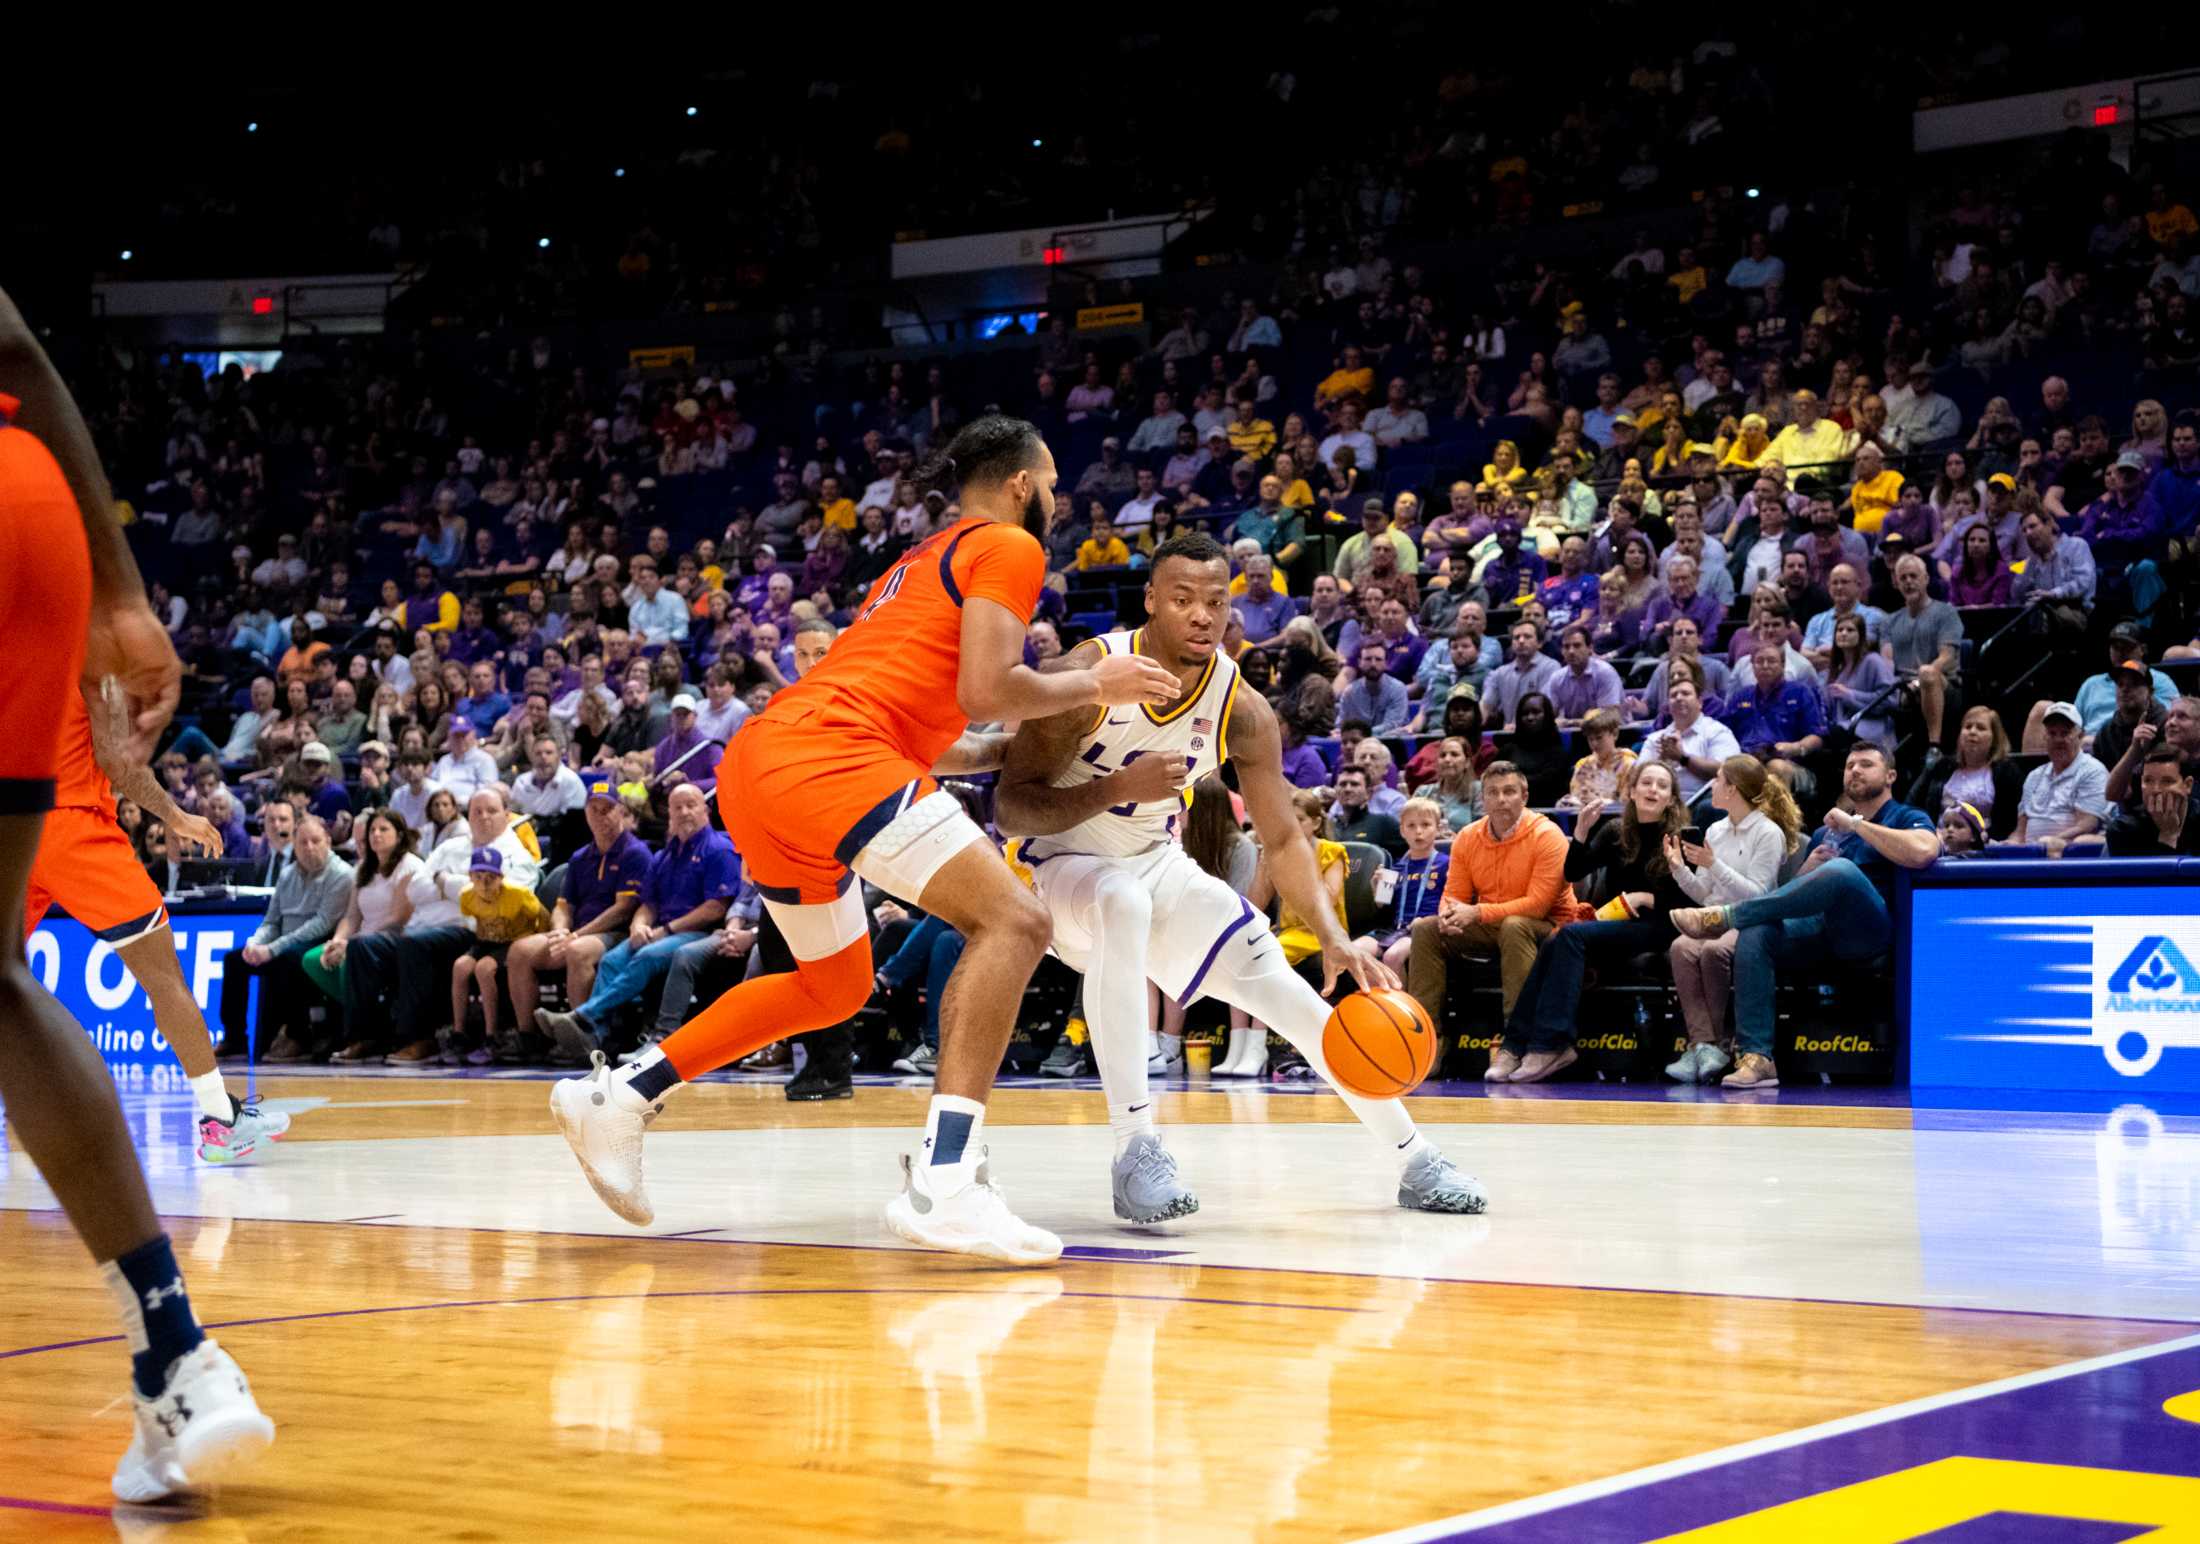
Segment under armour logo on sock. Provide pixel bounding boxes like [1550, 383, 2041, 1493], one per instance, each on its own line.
[142, 1278, 188, 1312]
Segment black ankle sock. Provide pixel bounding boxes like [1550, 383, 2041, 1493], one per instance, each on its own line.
[628, 1056, 682, 1102]
[105, 1235, 205, 1397]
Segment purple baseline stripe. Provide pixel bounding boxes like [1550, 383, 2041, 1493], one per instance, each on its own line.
[1430, 1341, 2200, 1542]
[0, 1283, 1365, 1363]
[10, 1206, 2190, 1328]
[1178, 896, 1255, 1003]
[1061, 1245, 1194, 1261]
[0, 1493, 112, 1518]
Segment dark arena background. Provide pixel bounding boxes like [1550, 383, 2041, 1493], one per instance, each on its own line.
[3, 12, 2199, 1540]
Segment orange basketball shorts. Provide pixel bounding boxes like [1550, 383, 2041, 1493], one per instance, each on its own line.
[715, 713, 936, 906]
[26, 806, 168, 942]
[0, 412, 92, 814]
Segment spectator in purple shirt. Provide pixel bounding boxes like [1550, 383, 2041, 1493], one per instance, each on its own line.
[2075, 452, 2171, 602]
[1373, 598, 1428, 681]
[1232, 553, 1295, 646]
[653, 694, 724, 794]
[1719, 640, 1828, 795]
[1480, 519, 1549, 607]
[1539, 533, 1601, 627]
[1548, 624, 1624, 724]
[444, 597, 502, 666]
[1641, 555, 1727, 651]
[1794, 491, 1870, 585]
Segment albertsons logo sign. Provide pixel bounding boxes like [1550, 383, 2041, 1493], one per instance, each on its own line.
[1954, 919, 2200, 1078]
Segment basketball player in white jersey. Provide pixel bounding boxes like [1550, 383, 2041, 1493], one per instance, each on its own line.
[996, 532, 1485, 1222]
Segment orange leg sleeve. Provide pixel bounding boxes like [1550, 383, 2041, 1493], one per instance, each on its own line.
[659, 934, 876, 1081]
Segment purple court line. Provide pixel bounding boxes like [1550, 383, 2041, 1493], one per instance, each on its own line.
[13, 1206, 2193, 1330]
[335, 1213, 400, 1223]
[0, 1493, 110, 1518]
[0, 1283, 1365, 1363]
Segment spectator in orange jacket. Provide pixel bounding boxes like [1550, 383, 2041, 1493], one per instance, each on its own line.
[1404, 760, 1586, 1024]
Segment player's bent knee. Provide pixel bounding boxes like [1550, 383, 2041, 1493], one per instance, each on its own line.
[980, 886, 1052, 959]
[801, 943, 875, 1021]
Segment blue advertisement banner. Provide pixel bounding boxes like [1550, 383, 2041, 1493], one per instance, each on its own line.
[26, 912, 261, 1085]
[1909, 883, 2200, 1094]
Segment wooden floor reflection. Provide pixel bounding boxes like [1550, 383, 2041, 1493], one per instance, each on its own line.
[0, 1208, 2168, 1542]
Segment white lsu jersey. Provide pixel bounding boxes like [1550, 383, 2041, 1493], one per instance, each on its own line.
[1021, 628, 1241, 860]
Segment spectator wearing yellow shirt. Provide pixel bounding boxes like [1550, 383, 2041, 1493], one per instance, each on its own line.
[1076, 515, 1132, 571]
[453, 846, 549, 1062]
[1481, 439, 1531, 492]
[2146, 183, 2199, 251]
[1226, 397, 1277, 462]
[1767, 391, 1853, 476]
[817, 474, 858, 532]
[1718, 414, 1775, 471]
[1847, 442, 1905, 535]
[1314, 344, 1375, 409]
[1271, 450, 1314, 510]
[1667, 246, 1710, 306]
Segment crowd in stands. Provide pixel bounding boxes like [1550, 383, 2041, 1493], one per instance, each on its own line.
[64, 76, 2200, 1091]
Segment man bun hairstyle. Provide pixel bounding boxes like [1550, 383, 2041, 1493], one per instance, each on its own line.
[909, 415, 1045, 497]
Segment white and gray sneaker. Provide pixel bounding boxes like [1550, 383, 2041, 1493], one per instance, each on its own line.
[1147, 1036, 1185, 1075]
[549, 1051, 664, 1226]
[884, 1148, 1061, 1265]
[1665, 1042, 1733, 1084]
[1111, 1133, 1200, 1224]
[1039, 1035, 1088, 1077]
[1398, 1147, 1489, 1214]
[112, 1338, 274, 1503]
[892, 1042, 939, 1075]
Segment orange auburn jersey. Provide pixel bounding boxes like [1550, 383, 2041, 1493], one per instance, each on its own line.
[51, 689, 114, 813]
[754, 515, 1044, 770]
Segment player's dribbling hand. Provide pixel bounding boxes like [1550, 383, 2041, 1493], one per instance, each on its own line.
[1111, 751, 1189, 805]
[85, 608, 183, 763]
[1089, 652, 1183, 708]
[169, 812, 224, 859]
[1322, 938, 1400, 997]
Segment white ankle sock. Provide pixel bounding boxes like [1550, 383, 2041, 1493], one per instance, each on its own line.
[189, 1072, 236, 1125]
[923, 1093, 986, 1171]
[1393, 1130, 1431, 1170]
[1109, 1098, 1157, 1157]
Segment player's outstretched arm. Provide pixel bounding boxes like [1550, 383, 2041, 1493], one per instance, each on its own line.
[0, 287, 180, 755]
[85, 681, 221, 857]
[995, 643, 1188, 836]
[1227, 689, 1398, 995]
[956, 599, 1181, 724]
[932, 730, 1013, 776]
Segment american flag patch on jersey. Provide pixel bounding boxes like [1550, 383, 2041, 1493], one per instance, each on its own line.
[1192, 716, 1213, 734]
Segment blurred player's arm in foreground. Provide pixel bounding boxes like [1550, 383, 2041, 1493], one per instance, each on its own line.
[1227, 687, 1398, 996]
[0, 287, 181, 754]
[87, 681, 222, 857]
[932, 729, 1013, 776]
[994, 642, 1189, 836]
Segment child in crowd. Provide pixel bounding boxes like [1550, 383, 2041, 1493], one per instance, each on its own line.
[450, 846, 549, 1064]
[1563, 708, 1637, 809]
[1076, 514, 1130, 571]
[1355, 796, 1450, 977]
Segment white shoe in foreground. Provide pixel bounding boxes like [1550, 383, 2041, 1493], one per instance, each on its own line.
[884, 1148, 1062, 1265]
[112, 1339, 274, 1503]
[549, 1051, 662, 1226]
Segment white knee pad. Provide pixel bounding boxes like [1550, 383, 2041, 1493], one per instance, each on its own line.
[765, 888, 870, 963]
[849, 789, 988, 904]
[1076, 867, 1154, 940]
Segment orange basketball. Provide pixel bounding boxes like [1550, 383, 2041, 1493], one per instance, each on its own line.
[1322, 989, 1439, 1098]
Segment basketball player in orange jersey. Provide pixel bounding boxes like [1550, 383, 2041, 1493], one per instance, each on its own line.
[30, 684, 291, 1163]
[995, 533, 1485, 1222]
[551, 416, 1180, 1263]
[0, 286, 273, 1498]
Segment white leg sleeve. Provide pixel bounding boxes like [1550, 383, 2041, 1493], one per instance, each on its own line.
[1061, 864, 1157, 1122]
[1201, 929, 1420, 1155]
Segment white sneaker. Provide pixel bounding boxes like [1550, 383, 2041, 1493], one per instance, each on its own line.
[884, 1148, 1062, 1265]
[549, 1051, 663, 1226]
[112, 1338, 274, 1503]
[195, 1094, 291, 1165]
[1147, 1035, 1184, 1075]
